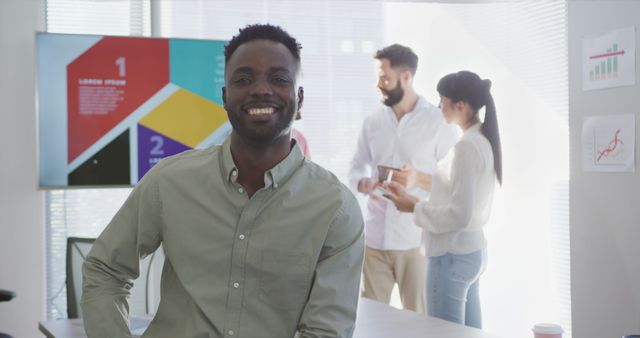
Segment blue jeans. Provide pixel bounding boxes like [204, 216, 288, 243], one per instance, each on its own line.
[426, 249, 487, 329]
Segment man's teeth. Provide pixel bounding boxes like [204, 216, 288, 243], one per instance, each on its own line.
[248, 107, 275, 115]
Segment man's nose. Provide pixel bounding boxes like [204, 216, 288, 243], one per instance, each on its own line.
[251, 79, 273, 96]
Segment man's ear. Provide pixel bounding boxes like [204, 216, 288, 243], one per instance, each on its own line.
[222, 86, 227, 107]
[401, 70, 413, 85]
[297, 86, 304, 112]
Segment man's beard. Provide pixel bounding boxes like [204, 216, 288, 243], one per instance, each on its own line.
[382, 80, 404, 107]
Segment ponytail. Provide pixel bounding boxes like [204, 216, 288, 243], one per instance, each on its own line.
[481, 91, 502, 185]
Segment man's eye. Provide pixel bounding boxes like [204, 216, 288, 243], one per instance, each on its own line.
[233, 77, 251, 85]
[272, 76, 291, 84]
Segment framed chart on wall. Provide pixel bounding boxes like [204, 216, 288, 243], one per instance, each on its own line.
[37, 33, 230, 188]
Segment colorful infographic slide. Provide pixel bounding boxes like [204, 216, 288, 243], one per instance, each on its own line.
[37, 33, 229, 187]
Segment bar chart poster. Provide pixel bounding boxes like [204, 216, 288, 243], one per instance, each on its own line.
[582, 114, 635, 172]
[37, 33, 231, 188]
[582, 26, 636, 91]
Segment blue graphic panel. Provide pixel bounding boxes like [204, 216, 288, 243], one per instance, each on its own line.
[170, 39, 226, 104]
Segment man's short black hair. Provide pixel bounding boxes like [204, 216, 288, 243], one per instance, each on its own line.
[224, 24, 302, 64]
[374, 44, 418, 75]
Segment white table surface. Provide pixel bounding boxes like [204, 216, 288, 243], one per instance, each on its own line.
[39, 298, 499, 338]
[354, 298, 499, 338]
[39, 316, 151, 338]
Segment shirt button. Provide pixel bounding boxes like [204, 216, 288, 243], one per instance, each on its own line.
[273, 183, 279, 188]
[231, 170, 237, 177]
[233, 282, 240, 288]
[228, 330, 234, 336]
[238, 234, 245, 240]
[238, 187, 244, 193]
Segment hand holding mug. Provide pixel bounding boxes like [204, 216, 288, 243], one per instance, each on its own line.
[391, 164, 418, 188]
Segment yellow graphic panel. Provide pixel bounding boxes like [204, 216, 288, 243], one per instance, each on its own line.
[140, 88, 227, 147]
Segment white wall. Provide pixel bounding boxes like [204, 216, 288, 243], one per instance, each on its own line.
[569, 1, 640, 337]
[0, 0, 46, 337]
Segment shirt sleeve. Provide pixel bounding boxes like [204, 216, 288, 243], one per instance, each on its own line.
[347, 118, 373, 193]
[297, 186, 365, 338]
[414, 140, 482, 234]
[81, 164, 163, 337]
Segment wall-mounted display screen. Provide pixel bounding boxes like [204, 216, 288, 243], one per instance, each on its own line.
[37, 33, 229, 188]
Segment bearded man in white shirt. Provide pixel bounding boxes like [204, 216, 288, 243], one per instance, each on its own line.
[349, 44, 458, 313]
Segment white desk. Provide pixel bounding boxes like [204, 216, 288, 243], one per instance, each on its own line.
[39, 318, 84, 338]
[39, 316, 151, 338]
[39, 298, 499, 337]
[354, 298, 498, 337]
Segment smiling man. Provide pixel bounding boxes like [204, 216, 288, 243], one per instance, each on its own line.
[81, 24, 365, 338]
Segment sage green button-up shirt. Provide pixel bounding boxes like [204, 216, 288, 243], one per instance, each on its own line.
[81, 138, 365, 338]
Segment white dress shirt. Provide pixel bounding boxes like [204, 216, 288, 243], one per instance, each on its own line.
[349, 96, 459, 251]
[414, 122, 496, 257]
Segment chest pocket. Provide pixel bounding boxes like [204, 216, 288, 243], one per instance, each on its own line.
[259, 250, 312, 310]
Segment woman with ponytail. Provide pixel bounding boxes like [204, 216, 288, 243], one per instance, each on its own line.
[384, 70, 501, 328]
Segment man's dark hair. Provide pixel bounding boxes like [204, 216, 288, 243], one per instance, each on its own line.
[224, 24, 302, 64]
[374, 44, 418, 75]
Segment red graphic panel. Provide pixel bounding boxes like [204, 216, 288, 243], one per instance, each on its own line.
[67, 37, 169, 163]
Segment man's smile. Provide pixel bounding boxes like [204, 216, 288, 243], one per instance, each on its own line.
[247, 107, 275, 115]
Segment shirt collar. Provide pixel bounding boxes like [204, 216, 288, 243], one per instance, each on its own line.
[412, 96, 428, 112]
[465, 122, 483, 134]
[220, 136, 305, 188]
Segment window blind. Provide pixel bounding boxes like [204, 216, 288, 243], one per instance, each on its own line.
[45, 0, 150, 36]
[445, 3, 571, 336]
[43, 0, 149, 319]
[385, 1, 570, 336]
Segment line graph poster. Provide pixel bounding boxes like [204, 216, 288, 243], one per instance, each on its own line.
[582, 114, 635, 172]
[582, 26, 636, 91]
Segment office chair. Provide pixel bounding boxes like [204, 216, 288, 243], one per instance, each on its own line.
[66, 237, 163, 318]
[0, 289, 16, 338]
